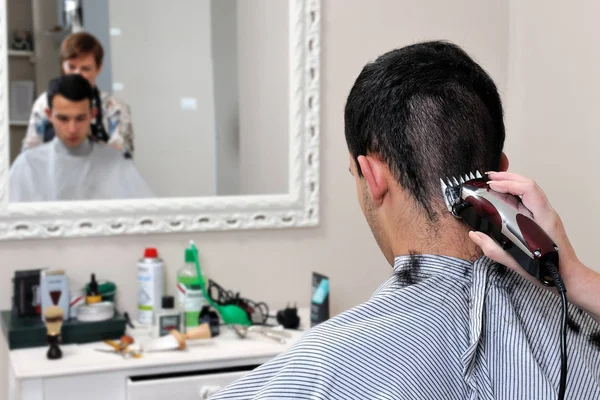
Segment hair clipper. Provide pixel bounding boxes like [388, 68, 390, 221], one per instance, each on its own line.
[440, 171, 559, 286]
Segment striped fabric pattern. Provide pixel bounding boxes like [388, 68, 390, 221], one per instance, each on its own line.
[211, 255, 600, 399]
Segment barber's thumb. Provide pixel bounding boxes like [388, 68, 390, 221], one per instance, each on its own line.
[469, 231, 518, 270]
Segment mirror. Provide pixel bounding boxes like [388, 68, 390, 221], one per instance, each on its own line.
[0, 0, 320, 239]
[7, 0, 290, 201]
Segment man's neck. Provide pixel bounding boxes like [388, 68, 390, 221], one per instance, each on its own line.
[390, 212, 482, 262]
[53, 137, 93, 157]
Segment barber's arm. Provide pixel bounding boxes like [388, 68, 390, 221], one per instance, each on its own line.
[106, 98, 134, 156]
[469, 171, 600, 324]
[21, 95, 46, 151]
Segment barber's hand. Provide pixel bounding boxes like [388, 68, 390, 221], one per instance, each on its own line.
[469, 172, 600, 319]
[469, 171, 577, 270]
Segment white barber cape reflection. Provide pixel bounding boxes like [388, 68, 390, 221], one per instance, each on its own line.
[9, 137, 154, 202]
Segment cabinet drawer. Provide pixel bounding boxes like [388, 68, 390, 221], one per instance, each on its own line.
[127, 366, 258, 400]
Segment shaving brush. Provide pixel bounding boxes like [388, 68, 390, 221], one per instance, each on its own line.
[44, 306, 64, 360]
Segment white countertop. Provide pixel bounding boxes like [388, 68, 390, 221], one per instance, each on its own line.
[9, 322, 308, 380]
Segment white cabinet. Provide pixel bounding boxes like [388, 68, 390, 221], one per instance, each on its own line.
[127, 370, 252, 400]
[42, 372, 125, 400]
[6, 326, 306, 400]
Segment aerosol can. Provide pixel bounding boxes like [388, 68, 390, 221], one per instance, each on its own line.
[137, 247, 164, 325]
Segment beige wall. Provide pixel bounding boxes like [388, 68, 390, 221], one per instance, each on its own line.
[108, 0, 217, 197]
[237, 0, 289, 195]
[1, 0, 515, 396]
[106, 0, 290, 197]
[212, 0, 241, 196]
[505, 0, 600, 267]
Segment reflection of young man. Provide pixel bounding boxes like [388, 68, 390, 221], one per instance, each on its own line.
[10, 75, 153, 202]
[23, 32, 134, 158]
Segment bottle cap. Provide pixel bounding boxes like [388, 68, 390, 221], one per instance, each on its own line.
[185, 248, 195, 263]
[162, 295, 174, 309]
[144, 248, 158, 258]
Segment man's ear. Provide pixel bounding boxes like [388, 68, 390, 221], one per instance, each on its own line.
[357, 155, 389, 207]
[45, 107, 51, 120]
[499, 152, 509, 171]
[91, 107, 98, 119]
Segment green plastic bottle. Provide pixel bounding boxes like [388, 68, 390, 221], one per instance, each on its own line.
[177, 249, 206, 330]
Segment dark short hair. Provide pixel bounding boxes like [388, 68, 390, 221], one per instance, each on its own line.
[60, 32, 104, 67]
[345, 40, 505, 220]
[47, 74, 94, 109]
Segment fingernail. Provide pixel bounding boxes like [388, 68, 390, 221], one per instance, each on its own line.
[469, 231, 482, 244]
[485, 171, 497, 175]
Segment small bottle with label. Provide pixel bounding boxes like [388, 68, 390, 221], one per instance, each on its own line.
[154, 295, 182, 337]
[86, 274, 102, 304]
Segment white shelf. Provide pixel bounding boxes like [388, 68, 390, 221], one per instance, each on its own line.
[8, 49, 34, 57]
[10, 120, 28, 127]
[9, 308, 310, 380]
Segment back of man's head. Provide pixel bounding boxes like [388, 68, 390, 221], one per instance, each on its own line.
[345, 40, 505, 221]
[47, 74, 94, 109]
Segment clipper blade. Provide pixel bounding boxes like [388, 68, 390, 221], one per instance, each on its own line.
[440, 170, 483, 214]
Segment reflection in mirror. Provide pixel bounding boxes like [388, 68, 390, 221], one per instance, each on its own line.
[6, 0, 289, 203]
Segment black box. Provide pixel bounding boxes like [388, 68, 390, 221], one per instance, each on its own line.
[310, 272, 330, 327]
[1, 310, 127, 350]
[12, 269, 42, 317]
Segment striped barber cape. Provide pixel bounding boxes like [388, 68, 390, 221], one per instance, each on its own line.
[211, 254, 600, 399]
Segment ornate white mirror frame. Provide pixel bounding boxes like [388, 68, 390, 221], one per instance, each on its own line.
[0, 0, 320, 240]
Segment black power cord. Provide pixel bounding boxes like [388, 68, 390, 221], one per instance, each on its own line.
[207, 279, 270, 325]
[546, 261, 568, 400]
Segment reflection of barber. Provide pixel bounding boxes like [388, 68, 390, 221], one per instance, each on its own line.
[22, 32, 134, 158]
[10, 75, 153, 202]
